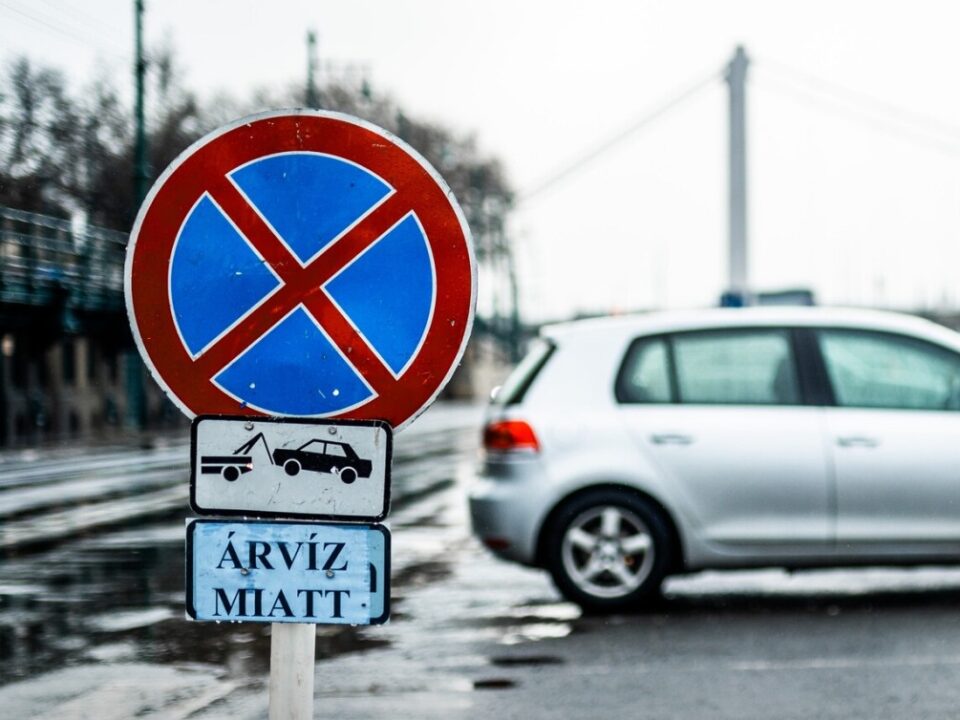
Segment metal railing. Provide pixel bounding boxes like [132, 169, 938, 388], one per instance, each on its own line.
[0, 206, 127, 313]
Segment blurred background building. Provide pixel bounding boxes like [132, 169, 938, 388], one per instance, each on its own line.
[0, 201, 519, 445]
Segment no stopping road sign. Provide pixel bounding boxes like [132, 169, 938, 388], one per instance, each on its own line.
[125, 110, 475, 430]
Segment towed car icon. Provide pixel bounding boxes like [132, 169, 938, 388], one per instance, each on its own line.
[272, 439, 373, 484]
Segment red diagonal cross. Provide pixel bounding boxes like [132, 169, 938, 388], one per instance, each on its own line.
[193, 173, 406, 396]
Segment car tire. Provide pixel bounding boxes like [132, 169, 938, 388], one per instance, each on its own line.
[283, 459, 301, 476]
[222, 466, 240, 482]
[543, 488, 673, 613]
[339, 467, 358, 484]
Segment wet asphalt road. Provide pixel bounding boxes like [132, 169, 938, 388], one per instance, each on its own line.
[4, 403, 960, 718]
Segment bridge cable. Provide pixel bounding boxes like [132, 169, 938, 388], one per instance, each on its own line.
[755, 57, 960, 155]
[518, 68, 722, 205]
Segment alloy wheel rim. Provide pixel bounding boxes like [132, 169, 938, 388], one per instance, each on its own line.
[561, 505, 655, 599]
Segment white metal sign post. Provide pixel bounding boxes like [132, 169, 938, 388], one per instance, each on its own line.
[270, 622, 317, 720]
[125, 110, 476, 720]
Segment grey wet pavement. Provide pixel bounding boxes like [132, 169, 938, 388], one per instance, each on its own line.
[5, 403, 960, 718]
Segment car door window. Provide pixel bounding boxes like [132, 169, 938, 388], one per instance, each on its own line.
[672, 329, 800, 405]
[818, 329, 960, 410]
[325, 443, 347, 457]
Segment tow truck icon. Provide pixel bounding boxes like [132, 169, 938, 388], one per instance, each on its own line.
[200, 433, 374, 485]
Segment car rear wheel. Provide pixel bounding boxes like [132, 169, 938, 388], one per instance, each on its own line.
[544, 489, 672, 613]
[338, 466, 358, 484]
[283, 459, 301, 476]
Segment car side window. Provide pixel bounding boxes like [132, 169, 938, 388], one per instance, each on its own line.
[616, 337, 672, 403]
[818, 329, 960, 411]
[325, 443, 347, 457]
[672, 329, 800, 405]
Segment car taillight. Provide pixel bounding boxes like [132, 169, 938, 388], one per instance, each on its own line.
[483, 420, 540, 452]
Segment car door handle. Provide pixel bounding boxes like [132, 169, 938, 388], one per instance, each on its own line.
[650, 433, 695, 446]
[836, 436, 879, 448]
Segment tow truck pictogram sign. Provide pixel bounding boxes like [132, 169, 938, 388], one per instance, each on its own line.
[125, 109, 475, 431]
[201, 433, 373, 484]
[190, 415, 392, 521]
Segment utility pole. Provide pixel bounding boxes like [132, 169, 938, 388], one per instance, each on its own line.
[306, 30, 320, 108]
[725, 45, 749, 299]
[134, 0, 149, 206]
[129, 0, 148, 431]
[506, 247, 522, 362]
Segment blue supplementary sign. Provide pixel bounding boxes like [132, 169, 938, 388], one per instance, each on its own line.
[186, 519, 390, 625]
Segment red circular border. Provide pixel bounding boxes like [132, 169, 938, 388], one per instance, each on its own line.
[126, 111, 475, 429]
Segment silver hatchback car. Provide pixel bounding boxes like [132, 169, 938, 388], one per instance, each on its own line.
[469, 307, 960, 612]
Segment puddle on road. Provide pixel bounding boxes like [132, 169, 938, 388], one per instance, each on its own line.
[490, 654, 564, 667]
[392, 512, 453, 529]
[85, 640, 138, 662]
[469, 602, 581, 627]
[393, 559, 454, 587]
[656, 567, 960, 616]
[498, 622, 573, 645]
[458, 599, 580, 646]
[472, 677, 517, 690]
[88, 607, 175, 633]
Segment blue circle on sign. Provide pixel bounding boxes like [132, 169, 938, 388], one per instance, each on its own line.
[168, 152, 436, 416]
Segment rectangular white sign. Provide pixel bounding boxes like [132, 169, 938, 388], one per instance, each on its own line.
[187, 519, 389, 625]
[190, 415, 391, 521]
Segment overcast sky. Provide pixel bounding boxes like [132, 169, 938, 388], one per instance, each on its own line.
[2, 1, 960, 321]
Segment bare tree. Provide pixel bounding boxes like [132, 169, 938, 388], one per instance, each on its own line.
[0, 51, 515, 269]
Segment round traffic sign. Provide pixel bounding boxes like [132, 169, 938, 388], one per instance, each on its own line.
[125, 110, 475, 430]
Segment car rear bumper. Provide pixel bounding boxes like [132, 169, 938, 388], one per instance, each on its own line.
[468, 456, 551, 567]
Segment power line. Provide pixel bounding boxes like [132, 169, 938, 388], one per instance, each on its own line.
[755, 73, 960, 157]
[519, 69, 721, 204]
[755, 57, 960, 153]
[35, 0, 126, 39]
[0, 3, 92, 46]
[760, 57, 960, 140]
[0, 0, 128, 58]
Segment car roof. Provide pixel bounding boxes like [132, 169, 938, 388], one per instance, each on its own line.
[540, 307, 960, 350]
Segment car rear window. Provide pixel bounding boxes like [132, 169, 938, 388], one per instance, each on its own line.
[616, 337, 672, 403]
[616, 328, 802, 406]
[672, 329, 800, 405]
[492, 338, 555, 406]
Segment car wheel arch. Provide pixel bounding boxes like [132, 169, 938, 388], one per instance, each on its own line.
[535, 483, 684, 574]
